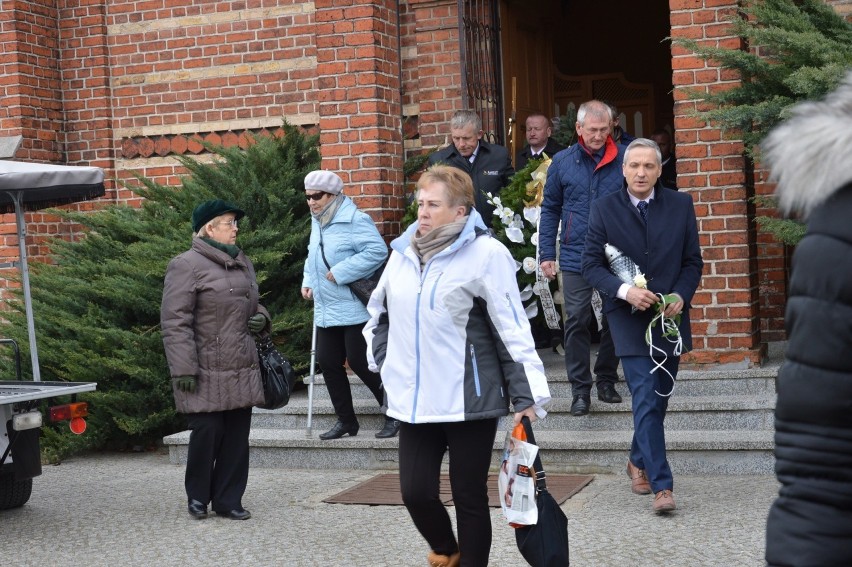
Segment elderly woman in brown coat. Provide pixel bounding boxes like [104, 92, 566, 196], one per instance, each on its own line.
[161, 199, 269, 521]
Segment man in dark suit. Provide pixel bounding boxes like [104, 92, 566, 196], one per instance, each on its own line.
[428, 110, 514, 227]
[581, 138, 703, 514]
[515, 112, 566, 171]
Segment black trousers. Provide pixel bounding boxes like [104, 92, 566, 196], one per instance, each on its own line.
[316, 323, 384, 424]
[398, 418, 499, 567]
[184, 407, 252, 512]
[561, 271, 619, 396]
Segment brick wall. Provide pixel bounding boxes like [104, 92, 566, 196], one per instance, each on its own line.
[752, 168, 790, 344]
[669, 0, 764, 366]
[314, 0, 404, 235]
[0, 0, 64, 163]
[409, 0, 465, 149]
[0, 1, 112, 302]
[106, 0, 320, 200]
[752, 0, 852, 342]
[669, 0, 851, 357]
[399, 0, 424, 187]
[825, 0, 852, 16]
[62, 0, 113, 171]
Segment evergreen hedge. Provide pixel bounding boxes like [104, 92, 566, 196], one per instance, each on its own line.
[0, 123, 320, 460]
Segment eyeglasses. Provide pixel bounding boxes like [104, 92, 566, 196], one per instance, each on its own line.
[305, 192, 327, 202]
[216, 219, 238, 228]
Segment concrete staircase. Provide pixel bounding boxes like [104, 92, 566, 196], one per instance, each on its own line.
[164, 343, 781, 475]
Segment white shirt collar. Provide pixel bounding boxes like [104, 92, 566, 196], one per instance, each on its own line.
[467, 143, 481, 163]
[628, 188, 656, 207]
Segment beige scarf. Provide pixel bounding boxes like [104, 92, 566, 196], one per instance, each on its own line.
[313, 194, 345, 227]
[410, 217, 468, 267]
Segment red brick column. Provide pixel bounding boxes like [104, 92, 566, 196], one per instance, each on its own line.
[752, 167, 790, 343]
[314, 0, 404, 236]
[408, 0, 465, 149]
[0, 0, 112, 169]
[0, 0, 64, 162]
[0, 0, 114, 301]
[670, 0, 765, 367]
[0, 5, 21, 152]
[60, 0, 113, 173]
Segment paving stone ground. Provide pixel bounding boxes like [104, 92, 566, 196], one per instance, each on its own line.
[0, 449, 778, 566]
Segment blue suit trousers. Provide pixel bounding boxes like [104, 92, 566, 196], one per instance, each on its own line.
[621, 355, 679, 493]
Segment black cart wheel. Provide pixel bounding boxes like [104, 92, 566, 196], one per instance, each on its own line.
[0, 471, 33, 510]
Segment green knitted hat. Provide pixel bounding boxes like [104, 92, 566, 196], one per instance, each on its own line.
[191, 199, 245, 233]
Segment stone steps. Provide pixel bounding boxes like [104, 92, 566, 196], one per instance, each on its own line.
[305, 362, 779, 400]
[163, 343, 783, 475]
[164, 425, 774, 475]
[252, 393, 776, 432]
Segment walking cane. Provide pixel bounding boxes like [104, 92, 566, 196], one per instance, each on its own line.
[306, 320, 318, 437]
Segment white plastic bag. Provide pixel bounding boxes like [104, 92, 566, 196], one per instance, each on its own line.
[497, 424, 539, 527]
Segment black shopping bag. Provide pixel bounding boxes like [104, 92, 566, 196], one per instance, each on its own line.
[514, 416, 570, 567]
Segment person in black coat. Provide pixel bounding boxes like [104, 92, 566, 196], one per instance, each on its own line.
[762, 71, 852, 567]
[582, 138, 703, 514]
[515, 112, 566, 171]
[650, 129, 677, 190]
[428, 110, 514, 227]
[608, 103, 636, 147]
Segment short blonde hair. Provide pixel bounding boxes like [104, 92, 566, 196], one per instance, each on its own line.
[416, 164, 474, 209]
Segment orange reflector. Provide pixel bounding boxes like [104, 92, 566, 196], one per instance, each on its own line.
[49, 401, 89, 422]
[69, 417, 87, 435]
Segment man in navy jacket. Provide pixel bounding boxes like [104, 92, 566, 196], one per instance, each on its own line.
[582, 138, 703, 514]
[539, 100, 624, 416]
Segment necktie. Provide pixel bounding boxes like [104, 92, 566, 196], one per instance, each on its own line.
[637, 200, 648, 224]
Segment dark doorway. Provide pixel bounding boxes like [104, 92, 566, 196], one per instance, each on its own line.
[500, 0, 674, 151]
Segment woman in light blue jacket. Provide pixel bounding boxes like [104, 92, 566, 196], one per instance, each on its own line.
[300, 170, 398, 439]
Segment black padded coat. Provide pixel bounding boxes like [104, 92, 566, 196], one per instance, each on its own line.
[428, 140, 513, 227]
[765, 184, 852, 566]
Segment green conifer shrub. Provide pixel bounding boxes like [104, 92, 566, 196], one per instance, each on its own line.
[673, 0, 852, 244]
[0, 124, 320, 460]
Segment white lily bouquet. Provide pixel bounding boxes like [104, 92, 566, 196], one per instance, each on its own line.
[486, 156, 560, 330]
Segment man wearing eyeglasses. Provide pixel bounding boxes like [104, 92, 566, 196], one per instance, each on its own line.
[538, 100, 625, 417]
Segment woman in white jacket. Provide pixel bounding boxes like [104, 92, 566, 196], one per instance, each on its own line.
[363, 165, 551, 567]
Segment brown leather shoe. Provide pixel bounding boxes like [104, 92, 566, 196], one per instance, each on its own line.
[627, 460, 651, 495]
[653, 489, 676, 513]
[427, 551, 460, 567]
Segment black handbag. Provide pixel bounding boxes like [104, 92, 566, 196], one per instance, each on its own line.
[515, 416, 570, 567]
[255, 336, 295, 410]
[348, 263, 385, 306]
[319, 232, 386, 306]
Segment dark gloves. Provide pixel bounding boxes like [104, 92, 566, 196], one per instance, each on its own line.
[248, 312, 267, 335]
[175, 376, 197, 393]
